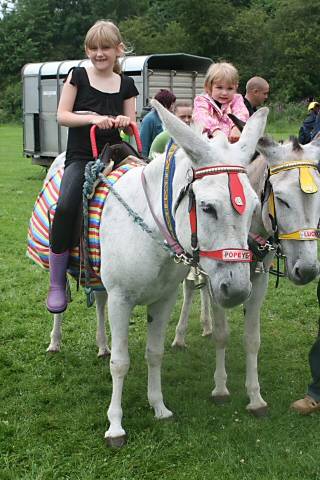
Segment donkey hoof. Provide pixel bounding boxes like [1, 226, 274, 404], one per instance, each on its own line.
[97, 349, 111, 358]
[46, 346, 60, 353]
[201, 331, 213, 337]
[171, 340, 187, 349]
[105, 435, 127, 448]
[248, 406, 268, 418]
[212, 394, 231, 405]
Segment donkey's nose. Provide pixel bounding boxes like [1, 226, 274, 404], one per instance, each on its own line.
[292, 262, 319, 285]
[219, 280, 251, 308]
[221, 281, 231, 297]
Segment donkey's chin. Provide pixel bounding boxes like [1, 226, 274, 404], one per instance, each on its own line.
[213, 281, 252, 309]
[286, 260, 319, 285]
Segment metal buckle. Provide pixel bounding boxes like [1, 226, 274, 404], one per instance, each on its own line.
[254, 261, 266, 274]
[174, 254, 193, 266]
[258, 240, 275, 252]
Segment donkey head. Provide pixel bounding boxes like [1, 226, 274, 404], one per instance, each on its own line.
[258, 135, 320, 284]
[152, 100, 268, 307]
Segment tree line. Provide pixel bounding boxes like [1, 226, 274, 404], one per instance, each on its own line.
[1, 0, 320, 120]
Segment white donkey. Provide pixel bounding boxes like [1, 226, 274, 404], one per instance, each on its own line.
[172, 135, 320, 416]
[45, 101, 268, 446]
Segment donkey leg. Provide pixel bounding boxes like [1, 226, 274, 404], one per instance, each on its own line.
[244, 271, 269, 416]
[94, 290, 110, 358]
[47, 313, 63, 352]
[105, 294, 132, 447]
[200, 282, 213, 336]
[172, 279, 195, 348]
[147, 289, 179, 419]
[211, 305, 231, 403]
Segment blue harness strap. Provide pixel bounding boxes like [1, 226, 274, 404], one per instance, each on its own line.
[162, 140, 179, 242]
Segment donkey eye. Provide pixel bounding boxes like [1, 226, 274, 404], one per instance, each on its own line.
[201, 202, 218, 219]
[277, 197, 290, 208]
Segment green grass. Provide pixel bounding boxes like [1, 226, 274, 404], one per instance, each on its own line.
[1, 124, 320, 479]
[266, 103, 305, 140]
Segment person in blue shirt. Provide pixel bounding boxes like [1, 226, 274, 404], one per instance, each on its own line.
[298, 101, 320, 144]
[140, 89, 176, 157]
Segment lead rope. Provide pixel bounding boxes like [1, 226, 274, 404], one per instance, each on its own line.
[98, 171, 176, 258]
[82, 159, 186, 286]
[82, 161, 104, 306]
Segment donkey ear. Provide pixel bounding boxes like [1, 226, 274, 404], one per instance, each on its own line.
[237, 107, 269, 162]
[256, 135, 279, 157]
[151, 99, 210, 163]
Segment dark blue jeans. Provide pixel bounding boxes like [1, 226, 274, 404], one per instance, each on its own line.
[307, 336, 320, 401]
[307, 280, 320, 401]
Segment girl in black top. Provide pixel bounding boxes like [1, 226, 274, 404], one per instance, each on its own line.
[47, 20, 139, 314]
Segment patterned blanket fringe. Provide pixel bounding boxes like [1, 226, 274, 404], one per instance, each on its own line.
[27, 160, 135, 301]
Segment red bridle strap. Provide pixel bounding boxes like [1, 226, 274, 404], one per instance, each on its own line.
[200, 249, 253, 262]
[189, 191, 198, 249]
[194, 165, 247, 215]
[189, 190, 252, 263]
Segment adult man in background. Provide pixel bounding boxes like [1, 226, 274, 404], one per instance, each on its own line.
[244, 76, 270, 115]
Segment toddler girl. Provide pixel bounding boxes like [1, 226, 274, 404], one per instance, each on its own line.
[193, 61, 249, 143]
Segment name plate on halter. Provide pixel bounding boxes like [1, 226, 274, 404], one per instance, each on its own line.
[200, 248, 253, 262]
[222, 249, 252, 261]
[299, 229, 320, 240]
[279, 229, 320, 240]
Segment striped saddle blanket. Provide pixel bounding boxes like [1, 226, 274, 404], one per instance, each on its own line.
[27, 164, 134, 289]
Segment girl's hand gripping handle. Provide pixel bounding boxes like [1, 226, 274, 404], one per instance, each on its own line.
[90, 122, 142, 160]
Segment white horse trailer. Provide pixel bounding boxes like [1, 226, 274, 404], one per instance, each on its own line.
[22, 53, 212, 166]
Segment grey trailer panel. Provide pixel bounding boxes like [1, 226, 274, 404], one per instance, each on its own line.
[23, 76, 39, 113]
[148, 69, 206, 101]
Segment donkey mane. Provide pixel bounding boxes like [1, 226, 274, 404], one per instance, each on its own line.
[289, 135, 303, 151]
[247, 155, 268, 198]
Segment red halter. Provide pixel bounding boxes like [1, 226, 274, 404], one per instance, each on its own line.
[188, 165, 252, 263]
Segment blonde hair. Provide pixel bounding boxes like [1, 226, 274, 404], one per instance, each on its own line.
[174, 100, 192, 110]
[204, 62, 239, 93]
[84, 20, 131, 74]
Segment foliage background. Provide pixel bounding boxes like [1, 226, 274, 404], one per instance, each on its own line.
[1, 0, 320, 121]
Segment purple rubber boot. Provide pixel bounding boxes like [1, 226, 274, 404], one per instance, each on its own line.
[46, 250, 69, 313]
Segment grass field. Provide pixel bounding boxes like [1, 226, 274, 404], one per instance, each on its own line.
[1, 124, 320, 480]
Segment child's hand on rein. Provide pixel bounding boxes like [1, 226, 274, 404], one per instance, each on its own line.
[229, 125, 241, 143]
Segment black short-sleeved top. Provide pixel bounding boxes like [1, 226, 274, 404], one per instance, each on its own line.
[65, 67, 139, 165]
[243, 96, 256, 117]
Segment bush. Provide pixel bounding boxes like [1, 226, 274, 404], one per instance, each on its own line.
[0, 81, 22, 123]
[267, 102, 306, 124]
[266, 102, 307, 139]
